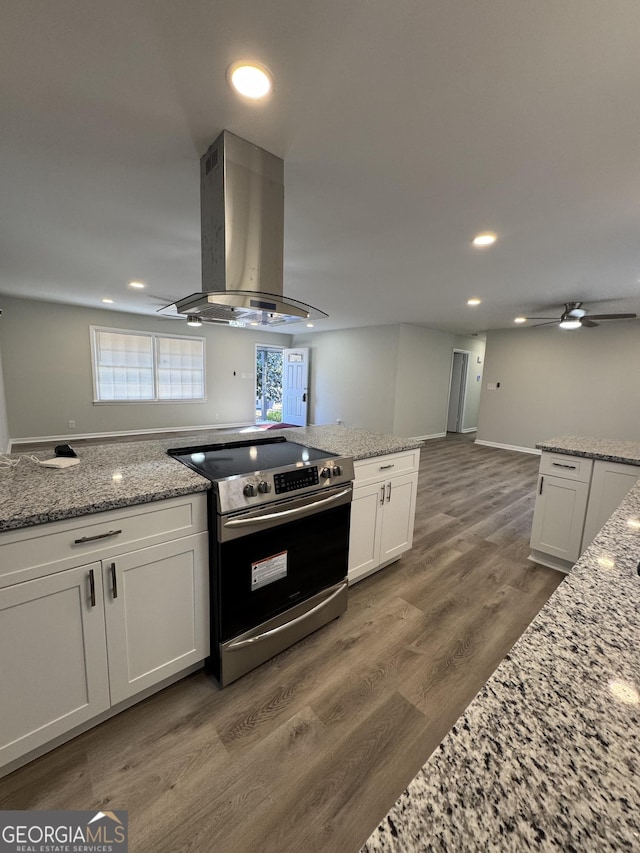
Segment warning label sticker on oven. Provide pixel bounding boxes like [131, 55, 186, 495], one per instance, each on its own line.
[251, 551, 288, 590]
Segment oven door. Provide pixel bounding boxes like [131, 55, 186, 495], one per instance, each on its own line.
[213, 485, 352, 644]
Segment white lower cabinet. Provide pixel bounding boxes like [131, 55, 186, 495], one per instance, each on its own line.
[529, 473, 590, 565]
[0, 562, 110, 767]
[582, 460, 640, 550]
[530, 451, 640, 572]
[103, 534, 209, 705]
[0, 494, 209, 775]
[348, 450, 420, 585]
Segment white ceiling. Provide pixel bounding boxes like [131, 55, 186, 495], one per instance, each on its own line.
[2, 0, 640, 335]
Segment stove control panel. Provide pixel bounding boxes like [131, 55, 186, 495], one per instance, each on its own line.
[273, 466, 319, 495]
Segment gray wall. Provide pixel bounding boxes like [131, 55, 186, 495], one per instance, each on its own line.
[293, 322, 468, 437]
[1, 296, 291, 441]
[0, 332, 9, 453]
[477, 322, 640, 449]
[292, 325, 400, 432]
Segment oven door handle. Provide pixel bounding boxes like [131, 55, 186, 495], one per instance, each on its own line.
[226, 582, 348, 652]
[223, 487, 352, 528]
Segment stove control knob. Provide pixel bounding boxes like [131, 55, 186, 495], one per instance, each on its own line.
[257, 481, 272, 494]
[332, 465, 343, 477]
[321, 467, 331, 479]
[243, 483, 257, 497]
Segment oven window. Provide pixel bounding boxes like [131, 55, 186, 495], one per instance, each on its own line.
[214, 504, 350, 641]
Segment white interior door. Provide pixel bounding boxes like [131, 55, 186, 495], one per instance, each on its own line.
[282, 348, 309, 426]
[447, 351, 468, 432]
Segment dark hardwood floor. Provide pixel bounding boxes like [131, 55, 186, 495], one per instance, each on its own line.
[0, 435, 563, 853]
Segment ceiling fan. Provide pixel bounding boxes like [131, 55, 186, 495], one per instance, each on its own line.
[521, 302, 637, 329]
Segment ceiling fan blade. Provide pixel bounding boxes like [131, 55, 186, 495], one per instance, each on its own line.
[528, 320, 559, 327]
[586, 313, 637, 321]
[579, 318, 599, 327]
[524, 317, 560, 321]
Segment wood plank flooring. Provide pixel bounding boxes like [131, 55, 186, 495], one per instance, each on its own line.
[0, 435, 563, 853]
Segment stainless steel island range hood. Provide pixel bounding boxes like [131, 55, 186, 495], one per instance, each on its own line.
[165, 131, 327, 328]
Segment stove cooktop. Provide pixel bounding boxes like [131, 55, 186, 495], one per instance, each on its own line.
[168, 436, 333, 480]
[168, 436, 354, 514]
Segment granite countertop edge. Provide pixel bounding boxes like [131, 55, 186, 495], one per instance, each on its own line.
[0, 425, 423, 532]
[536, 434, 640, 466]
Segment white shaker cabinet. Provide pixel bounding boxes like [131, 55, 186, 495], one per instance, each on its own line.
[103, 533, 209, 705]
[348, 450, 420, 585]
[0, 562, 110, 767]
[0, 493, 209, 776]
[582, 460, 640, 550]
[529, 452, 593, 571]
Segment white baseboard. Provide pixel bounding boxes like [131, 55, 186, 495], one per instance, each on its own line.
[410, 432, 447, 441]
[9, 421, 254, 452]
[461, 427, 478, 434]
[474, 439, 541, 455]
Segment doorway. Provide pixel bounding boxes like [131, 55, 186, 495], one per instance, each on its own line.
[255, 346, 310, 426]
[446, 350, 469, 433]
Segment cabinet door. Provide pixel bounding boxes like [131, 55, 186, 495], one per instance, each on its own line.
[582, 460, 640, 550]
[379, 472, 419, 565]
[530, 474, 589, 563]
[0, 563, 110, 767]
[103, 533, 209, 705]
[348, 481, 385, 584]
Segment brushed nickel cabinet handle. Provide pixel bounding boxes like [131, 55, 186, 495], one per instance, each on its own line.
[552, 462, 577, 470]
[539, 475, 544, 495]
[386, 482, 392, 502]
[380, 484, 386, 505]
[89, 569, 96, 607]
[74, 529, 122, 545]
[379, 464, 395, 470]
[110, 563, 118, 599]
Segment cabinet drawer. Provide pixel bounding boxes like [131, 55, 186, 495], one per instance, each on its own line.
[354, 450, 420, 486]
[0, 494, 208, 588]
[539, 452, 593, 483]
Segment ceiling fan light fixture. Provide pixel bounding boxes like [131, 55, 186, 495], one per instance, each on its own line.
[559, 319, 581, 330]
[187, 315, 203, 327]
[514, 317, 527, 324]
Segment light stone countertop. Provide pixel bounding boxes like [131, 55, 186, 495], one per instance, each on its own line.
[362, 479, 640, 850]
[0, 425, 422, 532]
[537, 434, 640, 465]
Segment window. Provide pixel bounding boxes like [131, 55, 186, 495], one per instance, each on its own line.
[91, 327, 205, 402]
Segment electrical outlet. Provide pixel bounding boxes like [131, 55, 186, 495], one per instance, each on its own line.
[68, 420, 76, 429]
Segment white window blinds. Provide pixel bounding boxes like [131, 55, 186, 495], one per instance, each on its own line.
[91, 328, 205, 402]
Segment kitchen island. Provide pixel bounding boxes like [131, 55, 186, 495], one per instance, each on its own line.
[0, 425, 422, 532]
[363, 445, 640, 851]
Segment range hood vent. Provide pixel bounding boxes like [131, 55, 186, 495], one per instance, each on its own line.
[164, 131, 327, 328]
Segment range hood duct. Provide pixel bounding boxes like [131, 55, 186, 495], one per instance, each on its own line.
[168, 131, 327, 328]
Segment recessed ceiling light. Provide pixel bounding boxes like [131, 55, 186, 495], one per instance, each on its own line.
[187, 315, 202, 327]
[227, 62, 273, 99]
[128, 281, 145, 289]
[472, 232, 497, 248]
[102, 298, 114, 304]
[514, 316, 527, 324]
[306, 323, 314, 328]
[467, 298, 481, 306]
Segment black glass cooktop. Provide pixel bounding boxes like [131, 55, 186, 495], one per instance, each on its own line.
[168, 436, 335, 480]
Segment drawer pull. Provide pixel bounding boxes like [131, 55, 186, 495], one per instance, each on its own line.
[74, 529, 122, 545]
[89, 569, 96, 608]
[551, 462, 577, 470]
[110, 563, 118, 599]
[379, 464, 395, 470]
